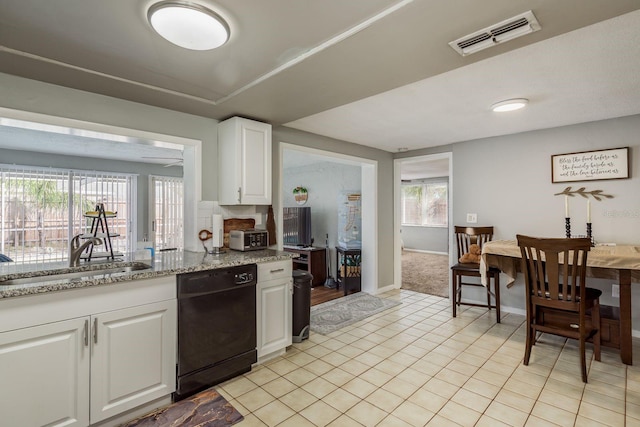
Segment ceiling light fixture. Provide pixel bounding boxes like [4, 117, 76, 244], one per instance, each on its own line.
[147, 1, 230, 51]
[491, 98, 529, 112]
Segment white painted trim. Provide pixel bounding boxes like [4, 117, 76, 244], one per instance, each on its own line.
[0, 107, 202, 252]
[278, 143, 378, 293]
[374, 284, 398, 295]
[361, 163, 378, 295]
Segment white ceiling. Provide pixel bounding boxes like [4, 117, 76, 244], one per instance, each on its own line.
[286, 10, 640, 151]
[0, 118, 184, 166]
[0, 1, 639, 161]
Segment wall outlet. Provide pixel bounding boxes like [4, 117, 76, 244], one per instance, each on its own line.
[612, 284, 620, 298]
[466, 213, 477, 223]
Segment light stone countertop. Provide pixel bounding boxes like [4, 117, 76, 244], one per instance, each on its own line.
[0, 249, 297, 299]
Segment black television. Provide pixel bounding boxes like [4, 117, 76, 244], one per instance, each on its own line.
[283, 207, 312, 247]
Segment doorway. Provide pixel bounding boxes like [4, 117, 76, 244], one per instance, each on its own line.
[278, 143, 378, 305]
[394, 153, 452, 297]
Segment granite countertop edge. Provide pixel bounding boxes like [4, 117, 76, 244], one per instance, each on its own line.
[0, 249, 298, 300]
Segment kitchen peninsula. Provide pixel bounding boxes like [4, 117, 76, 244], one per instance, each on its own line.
[0, 249, 295, 299]
[0, 249, 296, 427]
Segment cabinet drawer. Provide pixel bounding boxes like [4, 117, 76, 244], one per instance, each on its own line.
[258, 260, 292, 282]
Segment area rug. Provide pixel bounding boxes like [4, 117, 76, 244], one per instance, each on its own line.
[402, 250, 449, 298]
[121, 388, 243, 427]
[310, 292, 401, 335]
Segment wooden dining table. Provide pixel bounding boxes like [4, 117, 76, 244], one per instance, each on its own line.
[480, 240, 640, 365]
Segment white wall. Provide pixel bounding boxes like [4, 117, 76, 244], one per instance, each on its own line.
[449, 115, 640, 328]
[283, 161, 362, 276]
[401, 226, 448, 253]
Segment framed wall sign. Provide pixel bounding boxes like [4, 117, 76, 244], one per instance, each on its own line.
[551, 147, 629, 183]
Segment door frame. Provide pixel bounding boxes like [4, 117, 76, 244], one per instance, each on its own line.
[277, 143, 379, 295]
[393, 152, 453, 294]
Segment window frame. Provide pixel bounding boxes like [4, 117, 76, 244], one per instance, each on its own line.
[401, 179, 448, 228]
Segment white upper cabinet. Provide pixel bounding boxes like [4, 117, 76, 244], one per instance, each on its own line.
[218, 117, 272, 205]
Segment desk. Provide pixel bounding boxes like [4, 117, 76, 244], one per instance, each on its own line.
[481, 240, 640, 365]
[283, 247, 326, 287]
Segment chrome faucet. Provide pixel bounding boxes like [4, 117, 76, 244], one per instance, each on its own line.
[69, 234, 102, 267]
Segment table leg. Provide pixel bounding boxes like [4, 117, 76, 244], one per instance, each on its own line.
[619, 269, 632, 365]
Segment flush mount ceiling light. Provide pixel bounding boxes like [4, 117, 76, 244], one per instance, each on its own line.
[491, 98, 529, 112]
[147, 1, 230, 50]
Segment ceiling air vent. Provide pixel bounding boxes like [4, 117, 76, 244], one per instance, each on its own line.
[449, 10, 541, 56]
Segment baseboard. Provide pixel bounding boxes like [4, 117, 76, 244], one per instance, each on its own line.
[376, 283, 399, 294]
[456, 298, 640, 337]
[403, 248, 448, 256]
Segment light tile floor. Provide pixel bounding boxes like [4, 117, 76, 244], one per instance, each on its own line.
[219, 289, 640, 427]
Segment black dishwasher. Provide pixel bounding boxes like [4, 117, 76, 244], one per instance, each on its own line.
[175, 264, 257, 401]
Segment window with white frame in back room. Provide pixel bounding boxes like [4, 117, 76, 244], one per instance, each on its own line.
[401, 181, 448, 227]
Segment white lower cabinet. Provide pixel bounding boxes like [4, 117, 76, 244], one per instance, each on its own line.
[0, 317, 90, 427]
[257, 260, 293, 361]
[0, 278, 176, 427]
[90, 300, 176, 423]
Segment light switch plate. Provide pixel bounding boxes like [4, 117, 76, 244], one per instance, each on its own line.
[467, 213, 477, 223]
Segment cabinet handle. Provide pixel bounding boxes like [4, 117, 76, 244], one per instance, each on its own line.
[93, 318, 98, 344]
[270, 268, 285, 273]
[83, 319, 89, 347]
[237, 187, 241, 203]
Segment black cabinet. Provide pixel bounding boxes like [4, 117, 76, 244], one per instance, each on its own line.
[336, 247, 361, 296]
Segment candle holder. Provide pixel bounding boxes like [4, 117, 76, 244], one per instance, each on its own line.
[565, 217, 571, 238]
[586, 222, 594, 246]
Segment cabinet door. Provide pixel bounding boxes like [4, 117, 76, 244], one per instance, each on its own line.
[0, 318, 90, 427]
[90, 300, 176, 423]
[218, 117, 272, 205]
[257, 259, 293, 359]
[239, 119, 271, 205]
[257, 277, 293, 358]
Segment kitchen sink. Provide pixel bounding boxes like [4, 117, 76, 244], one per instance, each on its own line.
[0, 262, 152, 286]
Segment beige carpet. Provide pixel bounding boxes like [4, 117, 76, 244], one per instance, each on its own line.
[401, 250, 449, 298]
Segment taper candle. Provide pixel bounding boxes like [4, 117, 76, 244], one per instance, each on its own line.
[565, 195, 569, 218]
[587, 199, 591, 223]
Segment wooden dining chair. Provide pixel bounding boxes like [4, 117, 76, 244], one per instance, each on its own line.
[517, 235, 601, 383]
[451, 226, 501, 323]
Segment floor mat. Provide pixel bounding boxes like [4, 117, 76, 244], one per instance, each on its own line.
[121, 388, 243, 427]
[310, 292, 401, 335]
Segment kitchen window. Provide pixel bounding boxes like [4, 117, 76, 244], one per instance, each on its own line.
[0, 165, 135, 264]
[401, 181, 448, 227]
